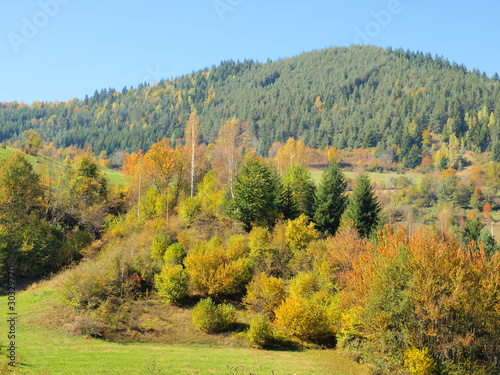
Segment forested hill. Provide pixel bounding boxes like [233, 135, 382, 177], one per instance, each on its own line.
[2, 45, 500, 157]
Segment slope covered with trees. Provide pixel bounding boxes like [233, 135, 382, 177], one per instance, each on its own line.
[2, 45, 500, 159]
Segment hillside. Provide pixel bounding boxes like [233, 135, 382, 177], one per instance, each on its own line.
[1, 45, 500, 158]
[0, 146, 126, 187]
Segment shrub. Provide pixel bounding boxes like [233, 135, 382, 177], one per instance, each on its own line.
[140, 187, 169, 220]
[150, 234, 171, 261]
[184, 241, 252, 298]
[339, 226, 500, 372]
[248, 226, 272, 259]
[191, 297, 236, 333]
[247, 314, 275, 349]
[62, 227, 93, 262]
[404, 347, 436, 375]
[274, 295, 334, 342]
[288, 272, 321, 299]
[225, 234, 248, 260]
[162, 243, 186, 265]
[244, 272, 285, 317]
[178, 196, 202, 227]
[63, 266, 110, 310]
[126, 249, 163, 292]
[68, 313, 105, 338]
[155, 265, 189, 305]
[285, 214, 318, 253]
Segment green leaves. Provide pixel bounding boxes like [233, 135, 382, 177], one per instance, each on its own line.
[231, 157, 280, 231]
[344, 174, 381, 238]
[314, 162, 347, 236]
[0, 152, 43, 221]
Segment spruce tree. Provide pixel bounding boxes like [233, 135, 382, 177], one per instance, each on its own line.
[231, 157, 280, 231]
[282, 165, 316, 219]
[313, 162, 347, 236]
[278, 183, 299, 221]
[345, 174, 381, 237]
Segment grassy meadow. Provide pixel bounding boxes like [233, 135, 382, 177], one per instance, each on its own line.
[0, 283, 368, 375]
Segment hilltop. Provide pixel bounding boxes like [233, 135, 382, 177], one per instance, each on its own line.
[1, 45, 500, 158]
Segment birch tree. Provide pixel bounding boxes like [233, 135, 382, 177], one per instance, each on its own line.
[184, 111, 201, 197]
[213, 118, 242, 198]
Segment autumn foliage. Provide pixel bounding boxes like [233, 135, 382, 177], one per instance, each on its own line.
[338, 225, 500, 373]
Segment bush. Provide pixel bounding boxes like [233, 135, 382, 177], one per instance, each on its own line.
[0, 215, 66, 279]
[62, 227, 93, 262]
[126, 249, 163, 292]
[404, 347, 436, 375]
[247, 314, 275, 349]
[178, 196, 202, 227]
[69, 314, 105, 338]
[150, 234, 171, 261]
[339, 226, 500, 372]
[225, 234, 248, 260]
[191, 298, 236, 333]
[184, 240, 252, 298]
[285, 214, 318, 253]
[63, 266, 110, 310]
[140, 187, 169, 220]
[248, 227, 272, 259]
[244, 272, 285, 317]
[155, 265, 189, 305]
[289, 272, 321, 299]
[274, 295, 334, 342]
[63, 257, 143, 310]
[162, 243, 186, 265]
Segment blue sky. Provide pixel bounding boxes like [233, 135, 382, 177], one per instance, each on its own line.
[1, 0, 499, 103]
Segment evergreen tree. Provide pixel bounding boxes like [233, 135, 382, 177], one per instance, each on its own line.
[231, 157, 280, 231]
[313, 162, 347, 236]
[345, 174, 381, 237]
[282, 165, 316, 219]
[464, 215, 483, 243]
[403, 144, 422, 169]
[491, 142, 500, 162]
[278, 183, 299, 221]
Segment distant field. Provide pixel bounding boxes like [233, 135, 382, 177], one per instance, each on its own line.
[0, 285, 368, 375]
[309, 167, 425, 188]
[0, 147, 126, 187]
[104, 167, 127, 187]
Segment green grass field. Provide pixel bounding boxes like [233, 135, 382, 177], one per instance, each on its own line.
[309, 168, 425, 188]
[0, 281, 368, 375]
[103, 167, 127, 187]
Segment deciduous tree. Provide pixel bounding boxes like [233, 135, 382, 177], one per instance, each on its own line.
[184, 111, 202, 197]
[213, 118, 242, 199]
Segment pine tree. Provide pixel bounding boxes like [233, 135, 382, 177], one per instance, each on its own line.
[345, 174, 381, 237]
[313, 162, 347, 236]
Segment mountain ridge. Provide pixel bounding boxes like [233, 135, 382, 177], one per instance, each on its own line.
[1, 45, 499, 159]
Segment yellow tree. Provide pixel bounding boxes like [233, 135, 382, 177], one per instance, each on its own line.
[274, 138, 307, 175]
[144, 138, 176, 195]
[123, 150, 148, 223]
[213, 118, 242, 198]
[327, 146, 339, 164]
[184, 111, 202, 197]
[22, 130, 43, 155]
